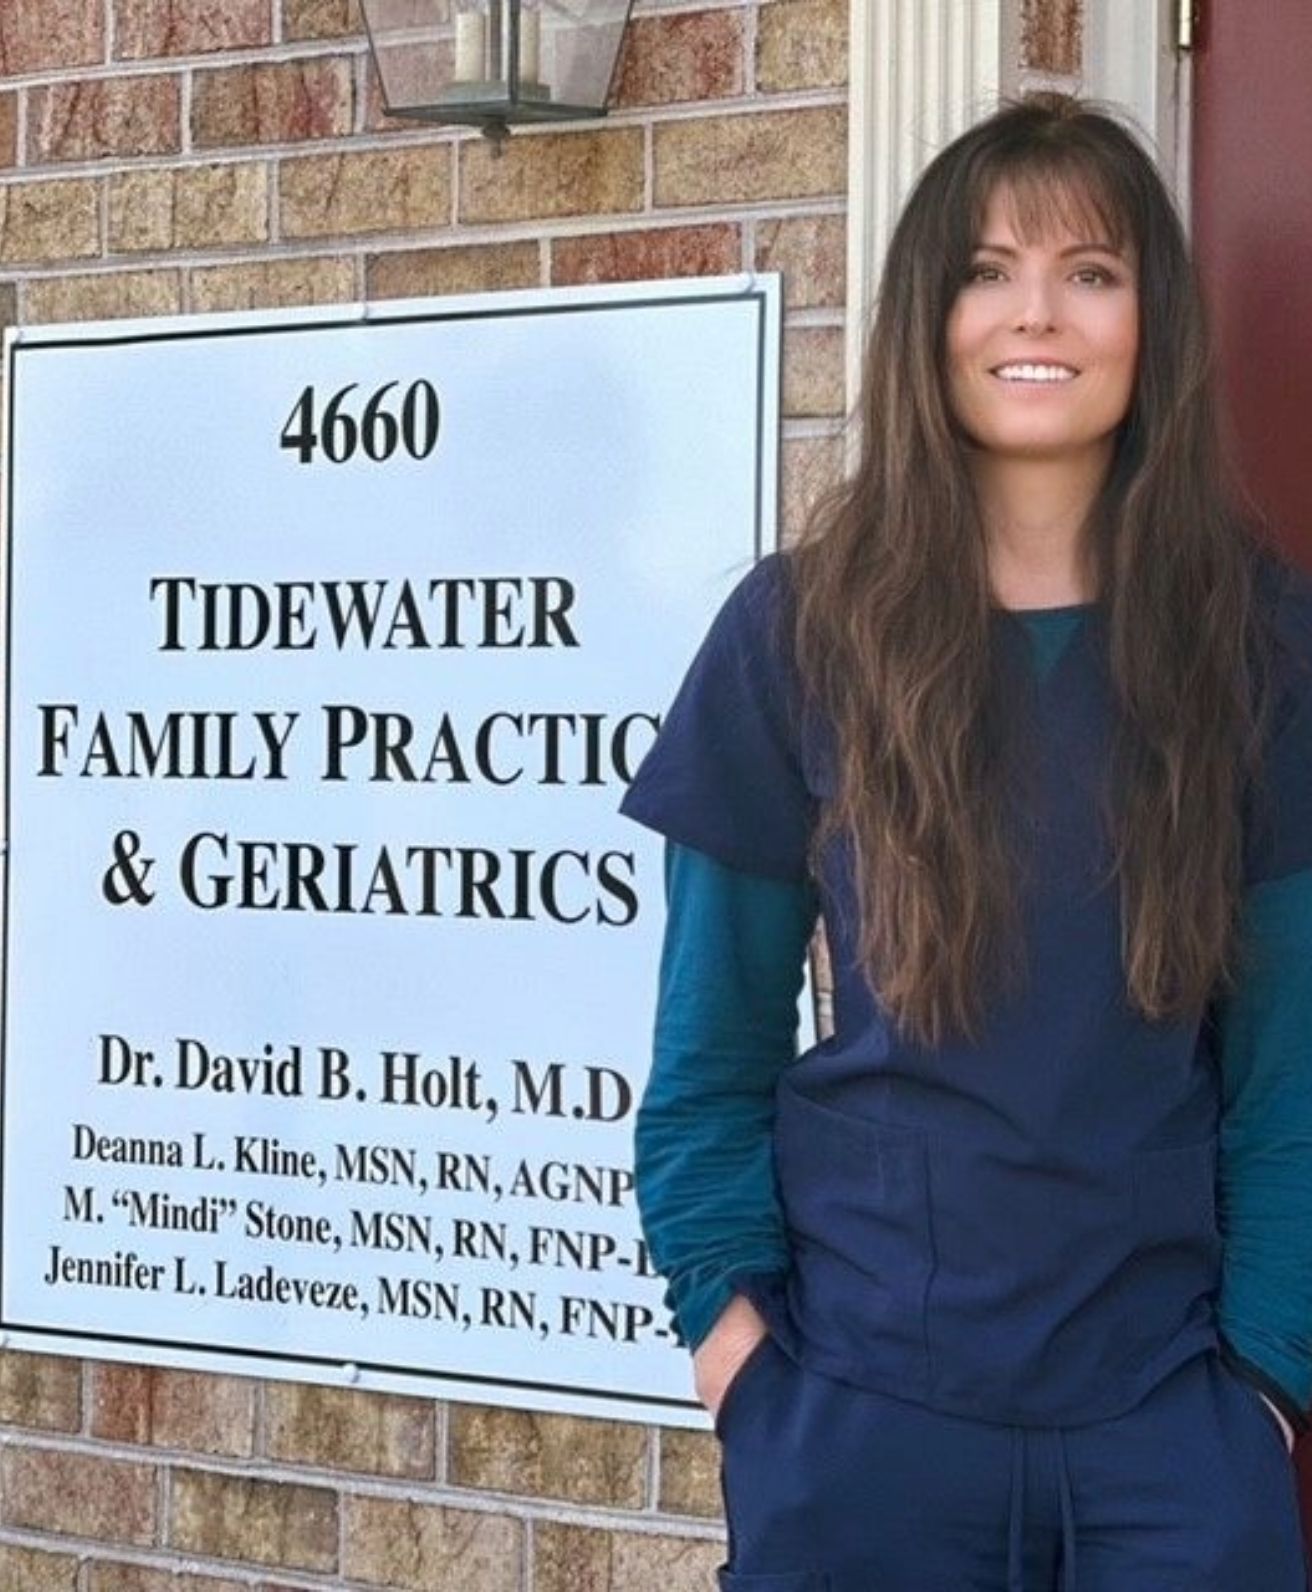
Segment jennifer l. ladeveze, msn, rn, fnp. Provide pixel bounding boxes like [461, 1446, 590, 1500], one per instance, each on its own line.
[620, 92, 1312, 1591]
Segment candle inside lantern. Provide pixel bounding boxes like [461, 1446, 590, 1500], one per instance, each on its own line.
[454, 10, 486, 80]
[519, 8, 540, 83]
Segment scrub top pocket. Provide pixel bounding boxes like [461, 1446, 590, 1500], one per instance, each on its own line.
[774, 1084, 934, 1391]
[1125, 1136, 1223, 1366]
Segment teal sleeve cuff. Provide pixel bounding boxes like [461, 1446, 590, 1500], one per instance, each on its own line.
[1216, 866, 1312, 1424]
[633, 840, 818, 1349]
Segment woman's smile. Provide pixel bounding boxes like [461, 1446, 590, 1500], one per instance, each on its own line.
[990, 361, 1079, 383]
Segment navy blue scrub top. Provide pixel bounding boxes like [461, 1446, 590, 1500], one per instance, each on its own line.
[618, 552, 1312, 1429]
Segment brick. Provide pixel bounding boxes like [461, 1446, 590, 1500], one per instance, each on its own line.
[461, 128, 643, 225]
[27, 75, 181, 165]
[368, 241, 539, 299]
[190, 257, 356, 311]
[782, 431, 844, 540]
[654, 107, 845, 207]
[265, 1382, 435, 1478]
[552, 223, 740, 286]
[1021, 0, 1081, 75]
[177, 161, 267, 248]
[0, 0, 103, 73]
[108, 163, 269, 252]
[610, 1529, 729, 1590]
[658, 1428, 723, 1517]
[755, 214, 844, 308]
[26, 270, 182, 322]
[283, 0, 364, 41]
[281, 145, 450, 238]
[0, 179, 99, 263]
[0, 94, 17, 168]
[533, 1524, 726, 1592]
[193, 59, 354, 149]
[1, 1448, 156, 1544]
[534, 1523, 612, 1592]
[90, 1364, 255, 1455]
[449, 1406, 646, 1507]
[87, 1568, 246, 1592]
[341, 1496, 521, 1591]
[0, 1348, 81, 1429]
[783, 324, 844, 417]
[114, 0, 271, 59]
[613, 11, 745, 109]
[170, 1469, 337, 1573]
[757, 0, 847, 91]
[89, 1362, 154, 1442]
[0, 1543, 79, 1591]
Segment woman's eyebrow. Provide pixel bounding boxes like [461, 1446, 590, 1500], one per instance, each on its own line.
[973, 241, 1127, 259]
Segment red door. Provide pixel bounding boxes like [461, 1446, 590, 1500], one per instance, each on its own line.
[1191, 0, 1312, 1541]
[1192, 0, 1312, 570]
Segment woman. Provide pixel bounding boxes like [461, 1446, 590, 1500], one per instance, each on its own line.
[619, 94, 1312, 1589]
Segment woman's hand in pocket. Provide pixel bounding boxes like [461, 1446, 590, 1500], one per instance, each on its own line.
[693, 1294, 770, 1418]
[1259, 1392, 1296, 1454]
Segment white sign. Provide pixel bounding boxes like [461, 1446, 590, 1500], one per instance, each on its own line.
[1, 276, 784, 1427]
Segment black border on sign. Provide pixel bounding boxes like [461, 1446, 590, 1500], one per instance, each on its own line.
[0, 284, 781, 1418]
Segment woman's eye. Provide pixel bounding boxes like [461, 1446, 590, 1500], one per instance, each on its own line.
[963, 262, 1123, 287]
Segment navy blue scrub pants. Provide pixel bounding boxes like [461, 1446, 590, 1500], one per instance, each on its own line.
[716, 1340, 1308, 1590]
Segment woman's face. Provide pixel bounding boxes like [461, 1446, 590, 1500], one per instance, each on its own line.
[944, 182, 1140, 471]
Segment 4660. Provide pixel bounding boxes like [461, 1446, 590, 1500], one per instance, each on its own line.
[280, 379, 441, 465]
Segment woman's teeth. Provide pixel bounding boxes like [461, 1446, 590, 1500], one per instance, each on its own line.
[993, 364, 1076, 382]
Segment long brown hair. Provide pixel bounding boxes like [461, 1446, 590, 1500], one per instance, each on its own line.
[791, 92, 1274, 1047]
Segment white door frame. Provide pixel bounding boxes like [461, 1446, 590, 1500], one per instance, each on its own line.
[1083, 0, 1193, 222]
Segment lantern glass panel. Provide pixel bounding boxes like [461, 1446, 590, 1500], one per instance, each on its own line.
[362, 0, 630, 116]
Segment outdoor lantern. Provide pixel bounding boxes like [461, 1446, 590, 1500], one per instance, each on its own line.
[361, 0, 634, 153]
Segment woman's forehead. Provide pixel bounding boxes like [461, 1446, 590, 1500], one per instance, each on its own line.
[975, 174, 1131, 254]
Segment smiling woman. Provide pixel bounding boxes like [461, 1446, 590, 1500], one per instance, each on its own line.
[619, 91, 1312, 1592]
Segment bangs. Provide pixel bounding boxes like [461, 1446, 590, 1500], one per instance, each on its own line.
[970, 150, 1135, 260]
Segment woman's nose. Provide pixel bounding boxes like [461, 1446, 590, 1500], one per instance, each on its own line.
[1014, 277, 1057, 332]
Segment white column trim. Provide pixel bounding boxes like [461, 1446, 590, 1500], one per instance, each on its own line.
[845, 1, 1007, 429]
[1082, 0, 1192, 227]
